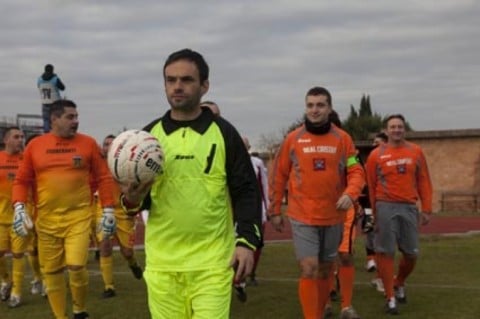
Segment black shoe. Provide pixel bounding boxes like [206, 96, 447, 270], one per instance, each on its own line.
[94, 250, 100, 262]
[234, 284, 247, 303]
[329, 289, 339, 302]
[102, 288, 116, 299]
[129, 264, 143, 279]
[73, 312, 90, 319]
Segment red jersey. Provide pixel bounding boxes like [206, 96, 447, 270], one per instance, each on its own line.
[365, 141, 432, 213]
[268, 124, 365, 226]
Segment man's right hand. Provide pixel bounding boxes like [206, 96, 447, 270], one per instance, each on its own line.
[120, 181, 153, 208]
[13, 203, 33, 237]
[269, 215, 284, 232]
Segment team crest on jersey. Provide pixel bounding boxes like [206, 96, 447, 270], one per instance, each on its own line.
[396, 164, 407, 174]
[7, 172, 16, 181]
[72, 155, 83, 168]
[313, 158, 326, 171]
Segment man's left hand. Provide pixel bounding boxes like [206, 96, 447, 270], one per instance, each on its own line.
[230, 246, 254, 282]
[421, 212, 431, 225]
[336, 194, 353, 210]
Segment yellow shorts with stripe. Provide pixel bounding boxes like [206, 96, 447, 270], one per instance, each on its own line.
[144, 267, 234, 319]
[0, 224, 28, 254]
[338, 206, 357, 254]
[37, 218, 90, 273]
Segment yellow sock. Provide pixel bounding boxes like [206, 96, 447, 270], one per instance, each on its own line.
[11, 256, 26, 297]
[28, 253, 43, 281]
[45, 272, 67, 319]
[69, 268, 89, 314]
[0, 256, 9, 282]
[100, 256, 114, 290]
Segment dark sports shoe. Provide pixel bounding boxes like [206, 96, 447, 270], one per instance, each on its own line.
[129, 264, 143, 279]
[102, 288, 116, 299]
[385, 297, 399, 315]
[324, 304, 334, 318]
[247, 274, 258, 286]
[234, 283, 247, 303]
[73, 311, 90, 319]
[394, 286, 407, 304]
[0, 282, 12, 301]
[329, 289, 339, 302]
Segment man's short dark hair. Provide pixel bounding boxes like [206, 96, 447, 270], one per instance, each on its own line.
[163, 49, 209, 84]
[306, 86, 332, 106]
[2, 126, 21, 141]
[375, 132, 388, 142]
[384, 114, 406, 127]
[104, 134, 116, 140]
[50, 99, 76, 118]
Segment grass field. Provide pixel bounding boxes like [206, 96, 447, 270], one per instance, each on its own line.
[2, 234, 480, 319]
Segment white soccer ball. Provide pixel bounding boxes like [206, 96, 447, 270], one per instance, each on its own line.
[107, 130, 164, 185]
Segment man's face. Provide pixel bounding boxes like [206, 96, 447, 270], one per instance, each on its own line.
[4, 129, 24, 154]
[305, 94, 332, 125]
[102, 137, 114, 157]
[386, 118, 406, 143]
[164, 60, 209, 113]
[51, 107, 79, 139]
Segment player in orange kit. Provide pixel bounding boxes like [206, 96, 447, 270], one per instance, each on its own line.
[365, 114, 432, 315]
[268, 87, 365, 319]
[12, 99, 116, 319]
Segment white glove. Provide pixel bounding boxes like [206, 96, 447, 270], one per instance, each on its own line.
[336, 194, 353, 210]
[101, 207, 116, 237]
[13, 202, 33, 237]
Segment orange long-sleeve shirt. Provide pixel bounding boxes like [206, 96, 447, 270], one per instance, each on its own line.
[365, 141, 432, 213]
[0, 151, 22, 225]
[12, 133, 115, 233]
[268, 124, 365, 226]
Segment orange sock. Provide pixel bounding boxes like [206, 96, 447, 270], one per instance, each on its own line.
[396, 256, 416, 286]
[377, 253, 395, 299]
[298, 278, 320, 319]
[338, 265, 354, 309]
[317, 277, 331, 319]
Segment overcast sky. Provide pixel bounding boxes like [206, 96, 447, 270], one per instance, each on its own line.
[1, 0, 478, 149]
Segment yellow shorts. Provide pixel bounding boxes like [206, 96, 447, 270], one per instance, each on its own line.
[144, 267, 234, 319]
[0, 224, 28, 254]
[26, 228, 39, 252]
[338, 206, 356, 254]
[38, 218, 90, 273]
[96, 216, 136, 249]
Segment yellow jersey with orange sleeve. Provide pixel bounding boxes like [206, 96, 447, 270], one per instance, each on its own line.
[12, 133, 115, 233]
[0, 151, 22, 225]
[365, 141, 433, 213]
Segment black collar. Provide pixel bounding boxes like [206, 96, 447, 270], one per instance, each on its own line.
[161, 108, 215, 135]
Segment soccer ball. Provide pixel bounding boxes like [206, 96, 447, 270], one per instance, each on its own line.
[107, 130, 164, 185]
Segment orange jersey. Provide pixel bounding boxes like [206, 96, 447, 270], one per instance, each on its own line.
[268, 124, 365, 226]
[12, 133, 115, 232]
[365, 141, 432, 213]
[0, 151, 22, 225]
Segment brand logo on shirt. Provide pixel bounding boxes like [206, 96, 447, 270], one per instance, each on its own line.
[396, 164, 407, 174]
[72, 155, 83, 168]
[174, 155, 195, 160]
[313, 158, 326, 171]
[298, 138, 311, 143]
[380, 154, 392, 159]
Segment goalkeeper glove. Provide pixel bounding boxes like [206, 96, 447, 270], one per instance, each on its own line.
[361, 208, 375, 233]
[13, 202, 33, 237]
[101, 207, 116, 237]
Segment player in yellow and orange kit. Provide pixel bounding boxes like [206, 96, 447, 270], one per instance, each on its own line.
[12, 99, 116, 319]
[94, 134, 143, 299]
[0, 127, 29, 308]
